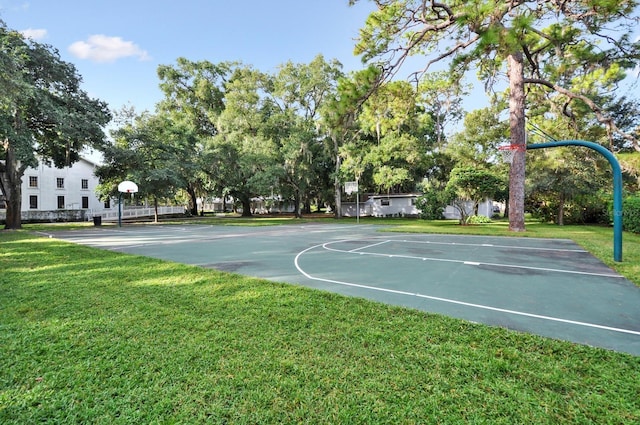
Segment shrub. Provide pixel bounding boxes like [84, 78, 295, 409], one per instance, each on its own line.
[623, 196, 640, 234]
[527, 197, 555, 223]
[564, 193, 610, 225]
[416, 191, 446, 220]
[527, 192, 610, 225]
[467, 215, 492, 224]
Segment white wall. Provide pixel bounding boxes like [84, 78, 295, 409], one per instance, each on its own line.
[342, 195, 496, 219]
[20, 158, 108, 213]
[369, 196, 420, 217]
[443, 199, 494, 220]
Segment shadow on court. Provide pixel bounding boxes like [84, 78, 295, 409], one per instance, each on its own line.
[50, 223, 640, 355]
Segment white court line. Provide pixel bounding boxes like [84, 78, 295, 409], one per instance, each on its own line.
[294, 243, 640, 337]
[396, 238, 588, 253]
[322, 240, 622, 278]
[349, 240, 390, 253]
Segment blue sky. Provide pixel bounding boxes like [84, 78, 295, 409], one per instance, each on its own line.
[1, 0, 377, 113]
[2, 1, 638, 120]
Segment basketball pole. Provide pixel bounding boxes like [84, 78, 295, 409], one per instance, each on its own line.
[526, 140, 623, 262]
[356, 177, 359, 224]
[118, 192, 122, 227]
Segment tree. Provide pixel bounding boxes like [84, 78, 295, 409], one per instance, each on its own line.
[447, 106, 509, 168]
[156, 58, 229, 137]
[607, 96, 640, 152]
[320, 66, 381, 217]
[351, 0, 640, 231]
[209, 65, 281, 216]
[336, 79, 436, 197]
[95, 111, 189, 222]
[268, 55, 343, 217]
[156, 58, 230, 214]
[445, 167, 505, 224]
[418, 71, 469, 146]
[0, 22, 111, 229]
[415, 189, 447, 220]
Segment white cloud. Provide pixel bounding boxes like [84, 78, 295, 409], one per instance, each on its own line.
[68, 35, 151, 63]
[20, 28, 47, 40]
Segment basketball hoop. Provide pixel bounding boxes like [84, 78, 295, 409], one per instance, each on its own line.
[118, 180, 139, 193]
[498, 145, 526, 164]
[117, 180, 138, 228]
[345, 181, 358, 195]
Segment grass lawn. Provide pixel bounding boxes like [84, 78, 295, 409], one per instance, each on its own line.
[2, 220, 640, 423]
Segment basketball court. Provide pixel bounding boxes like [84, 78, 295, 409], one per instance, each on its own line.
[49, 223, 640, 355]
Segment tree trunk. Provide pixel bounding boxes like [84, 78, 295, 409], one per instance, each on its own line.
[294, 189, 302, 218]
[153, 197, 159, 223]
[1, 141, 24, 230]
[507, 52, 527, 232]
[334, 143, 342, 219]
[303, 199, 312, 215]
[187, 187, 198, 216]
[503, 193, 509, 219]
[557, 193, 565, 226]
[240, 196, 252, 217]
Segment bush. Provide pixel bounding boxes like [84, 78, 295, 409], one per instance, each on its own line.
[527, 192, 610, 225]
[623, 196, 640, 234]
[467, 215, 492, 224]
[564, 193, 610, 225]
[527, 197, 555, 223]
[416, 191, 445, 220]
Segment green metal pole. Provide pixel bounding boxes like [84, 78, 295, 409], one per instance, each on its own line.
[526, 140, 623, 262]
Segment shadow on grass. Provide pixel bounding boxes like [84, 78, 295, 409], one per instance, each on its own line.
[2, 232, 640, 424]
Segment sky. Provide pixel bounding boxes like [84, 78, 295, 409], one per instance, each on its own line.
[2, 1, 638, 124]
[0, 0, 378, 113]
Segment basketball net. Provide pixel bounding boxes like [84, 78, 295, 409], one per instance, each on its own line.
[498, 145, 525, 164]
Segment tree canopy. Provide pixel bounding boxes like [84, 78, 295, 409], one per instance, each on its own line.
[0, 21, 111, 229]
[350, 0, 640, 231]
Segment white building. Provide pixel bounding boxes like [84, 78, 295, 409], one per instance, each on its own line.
[21, 157, 107, 212]
[342, 193, 496, 219]
[0, 157, 112, 222]
[1, 158, 185, 223]
[342, 194, 421, 218]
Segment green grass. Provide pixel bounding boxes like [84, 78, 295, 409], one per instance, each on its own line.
[2, 222, 640, 423]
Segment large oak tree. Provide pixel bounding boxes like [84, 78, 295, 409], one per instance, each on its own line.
[1, 22, 111, 229]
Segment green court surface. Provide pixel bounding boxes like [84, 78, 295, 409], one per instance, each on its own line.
[51, 223, 640, 355]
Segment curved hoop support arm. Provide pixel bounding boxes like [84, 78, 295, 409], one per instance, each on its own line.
[526, 140, 623, 262]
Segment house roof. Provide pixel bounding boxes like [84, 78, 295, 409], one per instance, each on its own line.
[369, 193, 420, 199]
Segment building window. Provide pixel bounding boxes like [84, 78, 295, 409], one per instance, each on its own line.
[29, 176, 38, 188]
[29, 195, 38, 209]
[81, 179, 89, 189]
[381, 198, 390, 206]
[82, 196, 89, 209]
[411, 198, 416, 206]
[104, 198, 111, 209]
[56, 178, 64, 189]
[57, 196, 65, 209]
